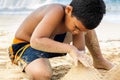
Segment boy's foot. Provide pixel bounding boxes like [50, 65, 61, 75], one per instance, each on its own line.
[93, 58, 114, 70]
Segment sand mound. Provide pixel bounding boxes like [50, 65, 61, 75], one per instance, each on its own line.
[61, 63, 102, 80]
[104, 64, 120, 80]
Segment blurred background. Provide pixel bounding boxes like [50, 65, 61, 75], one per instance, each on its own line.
[0, 0, 120, 24]
[0, 0, 120, 14]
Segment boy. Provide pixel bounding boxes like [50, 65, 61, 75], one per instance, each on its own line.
[9, 0, 113, 80]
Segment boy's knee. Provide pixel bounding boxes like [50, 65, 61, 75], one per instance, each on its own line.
[31, 70, 52, 80]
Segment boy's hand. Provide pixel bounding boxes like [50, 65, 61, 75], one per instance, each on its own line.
[69, 46, 90, 67]
[77, 51, 90, 67]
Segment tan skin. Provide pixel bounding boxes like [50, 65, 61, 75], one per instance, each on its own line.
[15, 4, 113, 80]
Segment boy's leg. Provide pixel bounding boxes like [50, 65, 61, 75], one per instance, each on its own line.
[25, 58, 52, 80]
[85, 30, 113, 70]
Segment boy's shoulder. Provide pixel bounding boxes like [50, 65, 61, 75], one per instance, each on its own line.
[35, 3, 66, 17]
[39, 3, 66, 10]
[44, 3, 66, 7]
[30, 3, 66, 20]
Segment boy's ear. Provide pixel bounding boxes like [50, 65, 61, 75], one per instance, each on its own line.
[65, 5, 73, 16]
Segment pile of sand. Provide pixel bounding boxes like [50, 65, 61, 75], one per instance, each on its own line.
[61, 62, 102, 80]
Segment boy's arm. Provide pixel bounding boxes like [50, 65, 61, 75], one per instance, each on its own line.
[72, 32, 91, 67]
[72, 32, 85, 51]
[30, 6, 74, 54]
[85, 30, 102, 58]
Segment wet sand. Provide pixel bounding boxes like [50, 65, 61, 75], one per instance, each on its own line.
[0, 14, 120, 80]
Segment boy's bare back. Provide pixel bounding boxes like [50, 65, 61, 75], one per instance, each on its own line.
[15, 4, 66, 42]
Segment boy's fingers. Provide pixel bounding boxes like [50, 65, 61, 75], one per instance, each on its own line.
[73, 56, 90, 67]
[74, 57, 78, 66]
[78, 58, 90, 67]
[78, 54, 90, 67]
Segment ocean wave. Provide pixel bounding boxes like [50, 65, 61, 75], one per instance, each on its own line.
[0, 0, 120, 14]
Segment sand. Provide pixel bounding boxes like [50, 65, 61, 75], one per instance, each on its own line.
[0, 14, 120, 80]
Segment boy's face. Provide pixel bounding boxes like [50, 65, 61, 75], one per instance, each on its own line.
[65, 6, 88, 35]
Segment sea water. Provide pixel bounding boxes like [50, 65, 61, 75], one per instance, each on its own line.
[0, 0, 120, 23]
[0, 0, 120, 13]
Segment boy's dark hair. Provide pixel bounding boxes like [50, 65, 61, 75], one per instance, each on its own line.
[70, 0, 106, 29]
